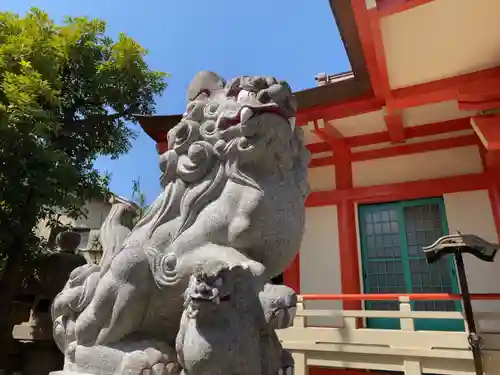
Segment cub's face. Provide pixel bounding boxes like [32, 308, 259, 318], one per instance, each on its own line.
[183, 262, 253, 318]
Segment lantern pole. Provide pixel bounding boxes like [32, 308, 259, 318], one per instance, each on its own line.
[423, 232, 499, 375]
[454, 249, 483, 375]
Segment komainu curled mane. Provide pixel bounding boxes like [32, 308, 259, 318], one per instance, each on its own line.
[51, 71, 310, 375]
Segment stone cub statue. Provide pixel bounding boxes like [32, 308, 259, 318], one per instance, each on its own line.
[176, 261, 284, 375]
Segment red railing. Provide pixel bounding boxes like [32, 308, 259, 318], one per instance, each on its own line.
[300, 293, 500, 301]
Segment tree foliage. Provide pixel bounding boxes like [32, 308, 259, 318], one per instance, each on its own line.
[131, 177, 148, 224]
[0, 6, 167, 343]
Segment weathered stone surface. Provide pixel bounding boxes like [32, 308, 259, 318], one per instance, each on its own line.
[51, 71, 310, 375]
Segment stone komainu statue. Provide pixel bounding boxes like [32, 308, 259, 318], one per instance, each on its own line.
[51, 71, 310, 375]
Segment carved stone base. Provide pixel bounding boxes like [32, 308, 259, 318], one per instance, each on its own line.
[56, 340, 180, 375]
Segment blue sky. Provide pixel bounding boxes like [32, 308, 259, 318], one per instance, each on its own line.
[3, 0, 350, 203]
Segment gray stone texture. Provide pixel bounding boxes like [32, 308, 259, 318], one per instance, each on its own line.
[51, 71, 310, 375]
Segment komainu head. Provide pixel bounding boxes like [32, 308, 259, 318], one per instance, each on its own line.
[158, 71, 310, 199]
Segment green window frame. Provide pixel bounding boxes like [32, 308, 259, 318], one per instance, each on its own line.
[358, 197, 464, 331]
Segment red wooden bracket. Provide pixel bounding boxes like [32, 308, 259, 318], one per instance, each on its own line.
[471, 114, 500, 151]
[312, 121, 350, 157]
[384, 108, 405, 143]
[458, 76, 500, 111]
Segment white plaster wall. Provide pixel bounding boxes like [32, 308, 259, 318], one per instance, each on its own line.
[444, 190, 500, 332]
[73, 200, 111, 229]
[300, 205, 343, 326]
[35, 219, 53, 239]
[403, 100, 475, 127]
[331, 110, 386, 137]
[352, 146, 483, 187]
[35, 200, 111, 244]
[308, 165, 336, 191]
[381, 0, 500, 88]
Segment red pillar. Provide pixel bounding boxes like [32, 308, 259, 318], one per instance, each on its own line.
[488, 182, 500, 241]
[335, 147, 362, 309]
[480, 145, 500, 241]
[283, 254, 300, 293]
[337, 199, 362, 309]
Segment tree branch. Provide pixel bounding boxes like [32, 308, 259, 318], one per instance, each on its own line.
[60, 103, 139, 135]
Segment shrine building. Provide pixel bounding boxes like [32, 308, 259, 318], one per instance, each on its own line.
[138, 0, 500, 310]
[138, 1, 500, 373]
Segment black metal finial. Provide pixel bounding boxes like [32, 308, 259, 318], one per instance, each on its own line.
[422, 232, 500, 263]
[422, 232, 499, 375]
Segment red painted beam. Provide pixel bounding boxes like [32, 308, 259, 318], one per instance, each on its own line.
[309, 156, 336, 168]
[367, 6, 392, 98]
[377, 0, 436, 17]
[309, 134, 477, 168]
[404, 117, 471, 139]
[294, 67, 500, 128]
[384, 110, 405, 143]
[305, 190, 339, 207]
[351, 0, 388, 99]
[458, 75, 500, 103]
[471, 114, 500, 151]
[315, 121, 345, 140]
[366, 171, 489, 203]
[312, 121, 351, 181]
[391, 66, 500, 110]
[460, 99, 500, 112]
[307, 117, 471, 154]
[307, 143, 331, 154]
[313, 122, 349, 154]
[304, 0, 500, 144]
[306, 172, 491, 207]
[483, 150, 500, 171]
[297, 96, 384, 126]
[458, 76, 500, 111]
[351, 134, 477, 162]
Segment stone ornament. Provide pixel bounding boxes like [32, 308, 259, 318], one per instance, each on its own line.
[50, 71, 310, 375]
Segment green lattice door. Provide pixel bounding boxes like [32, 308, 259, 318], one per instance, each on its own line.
[358, 198, 464, 331]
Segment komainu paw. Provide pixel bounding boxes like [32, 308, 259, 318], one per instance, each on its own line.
[119, 348, 181, 375]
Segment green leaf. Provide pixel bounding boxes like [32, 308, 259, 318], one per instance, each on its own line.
[0, 8, 168, 285]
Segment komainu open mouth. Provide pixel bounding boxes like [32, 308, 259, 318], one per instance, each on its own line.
[216, 104, 295, 131]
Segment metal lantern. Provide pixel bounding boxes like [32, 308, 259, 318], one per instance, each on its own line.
[55, 231, 82, 253]
[423, 232, 500, 375]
